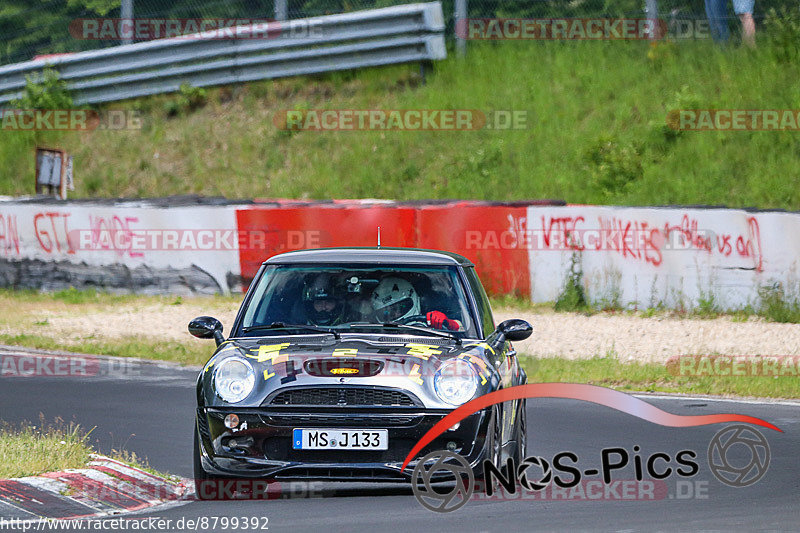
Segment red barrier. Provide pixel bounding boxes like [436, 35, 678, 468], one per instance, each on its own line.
[235, 206, 417, 286]
[416, 204, 530, 296]
[236, 202, 534, 296]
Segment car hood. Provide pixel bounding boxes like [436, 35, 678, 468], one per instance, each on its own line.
[198, 336, 498, 409]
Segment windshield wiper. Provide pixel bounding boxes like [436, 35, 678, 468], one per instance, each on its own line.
[242, 322, 340, 339]
[348, 322, 460, 344]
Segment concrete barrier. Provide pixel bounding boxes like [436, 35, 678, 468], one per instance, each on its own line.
[0, 201, 241, 294]
[523, 205, 795, 309]
[1, 198, 797, 310]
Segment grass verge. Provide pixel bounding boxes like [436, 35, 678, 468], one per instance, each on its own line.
[491, 292, 800, 323]
[108, 449, 176, 481]
[520, 356, 800, 399]
[0, 333, 211, 367]
[0, 419, 92, 478]
[0, 417, 173, 479]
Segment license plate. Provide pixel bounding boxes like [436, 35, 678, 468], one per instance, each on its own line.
[292, 428, 388, 450]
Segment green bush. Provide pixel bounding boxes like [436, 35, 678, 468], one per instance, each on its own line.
[555, 252, 589, 312]
[584, 136, 644, 195]
[758, 283, 800, 323]
[12, 68, 73, 110]
[764, 7, 800, 63]
[163, 83, 208, 117]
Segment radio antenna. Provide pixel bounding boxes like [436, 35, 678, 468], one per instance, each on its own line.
[377, 226, 381, 248]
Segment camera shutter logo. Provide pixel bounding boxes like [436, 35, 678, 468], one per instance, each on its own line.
[517, 456, 552, 491]
[707, 425, 770, 487]
[411, 450, 474, 513]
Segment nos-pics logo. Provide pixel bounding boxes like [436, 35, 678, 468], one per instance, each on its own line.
[411, 424, 770, 513]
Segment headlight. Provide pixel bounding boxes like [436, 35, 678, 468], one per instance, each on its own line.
[434, 359, 479, 406]
[213, 357, 255, 403]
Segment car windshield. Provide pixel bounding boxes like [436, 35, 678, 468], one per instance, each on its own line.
[238, 264, 477, 338]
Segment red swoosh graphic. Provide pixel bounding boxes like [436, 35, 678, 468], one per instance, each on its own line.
[401, 383, 782, 471]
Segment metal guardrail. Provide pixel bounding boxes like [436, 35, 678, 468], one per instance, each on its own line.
[0, 2, 445, 106]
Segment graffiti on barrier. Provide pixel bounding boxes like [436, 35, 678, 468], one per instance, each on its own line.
[0, 213, 20, 256]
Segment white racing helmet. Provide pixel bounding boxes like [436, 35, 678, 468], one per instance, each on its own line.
[371, 277, 420, 323]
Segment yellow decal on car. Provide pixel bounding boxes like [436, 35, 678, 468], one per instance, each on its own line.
[406, 344, 442, 359]
[408, 363, 423, 385]
[333, 348, 358, 357]
[204, 344, 238, 372]
[464, 342, 495, 356]
[458, 353, 489, 385]
[253, 343, 291, 364]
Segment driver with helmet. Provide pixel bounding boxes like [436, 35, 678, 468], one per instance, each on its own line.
[371, 277, 461, 331]
[303, 274, 345, 326]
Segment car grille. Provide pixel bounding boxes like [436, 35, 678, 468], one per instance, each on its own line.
[267, 414, 422, 427]
[268, 387, 417, 407]
[272, 467, 408, 481]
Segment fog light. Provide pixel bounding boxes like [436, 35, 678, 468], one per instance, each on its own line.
[224, 413, 240, 429]
[446, 441, 457, 451]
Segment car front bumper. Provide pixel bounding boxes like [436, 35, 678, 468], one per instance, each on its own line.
[196, 406, 490, 482]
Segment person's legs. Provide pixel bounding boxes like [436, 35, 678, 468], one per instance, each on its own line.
[705, 0, 730, 42]
[733, 0, 756, 46]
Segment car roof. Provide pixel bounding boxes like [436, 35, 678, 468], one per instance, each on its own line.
[263, 247, 474, 266]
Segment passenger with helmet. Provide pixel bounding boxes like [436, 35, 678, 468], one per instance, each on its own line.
[370, 277, 461, 331]
[303, 274, 345, 326]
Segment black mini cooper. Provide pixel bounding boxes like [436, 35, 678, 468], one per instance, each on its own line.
[190, 248, 532, 497]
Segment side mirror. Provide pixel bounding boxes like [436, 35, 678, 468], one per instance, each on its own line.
[189, 316, 224, 346]
[496, 319, 533, 342]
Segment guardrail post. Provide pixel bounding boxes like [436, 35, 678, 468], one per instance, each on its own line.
[121, 0, 134, 45]
[275, 0, 288, 21]
[455, 0, 467, 56]
[645, 0, 659, 40]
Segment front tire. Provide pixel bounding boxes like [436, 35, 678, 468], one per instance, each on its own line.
[514, 400, 527, 465]
[193, 424, 215, 500]
[481, 405, 503, 494]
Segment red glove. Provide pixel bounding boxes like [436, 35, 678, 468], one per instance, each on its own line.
[426, 311, 460, 331]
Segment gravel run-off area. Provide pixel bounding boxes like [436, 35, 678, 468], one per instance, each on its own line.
[11, 300, 800, 364]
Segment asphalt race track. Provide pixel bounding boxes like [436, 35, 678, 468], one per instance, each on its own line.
[1, 352, 798, 532]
